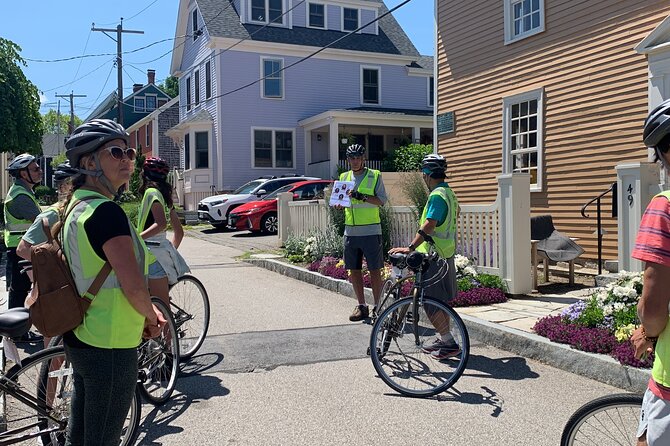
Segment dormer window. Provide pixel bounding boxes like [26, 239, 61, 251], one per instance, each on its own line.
[134, 98, 145, 113]
[251, 0, 284, 25]
[343, 8, 358, 31]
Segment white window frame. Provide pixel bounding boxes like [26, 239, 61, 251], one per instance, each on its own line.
[428, 76, 434, 107]
[146, 123, 151, 148]
[503, 0, 545, 45]
[135, 131, 141, 150]
[307, 2, 326, 29]
[260, 57, 284, 100]
[186, 76, 192, 111]
[249, 0, 285, 25]
[145, 94, 157, 112]
[205, 60, 212, 99]
[251, 127, 295, 169]
[194, 69, 201, 106]
[192, 9, 199, 41]
[502, 87, 544, 192]
[194, 130, 210, 169]
[360, 65, 381, 105]
[134, 97, 145, 113]
[342, 7, 359, 32]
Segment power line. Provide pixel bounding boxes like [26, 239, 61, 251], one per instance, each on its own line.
[93, 0, 162, 26]
[71, 28, 93, 83]
[40, 58, 114, 93]
[80, 64, 117, 116]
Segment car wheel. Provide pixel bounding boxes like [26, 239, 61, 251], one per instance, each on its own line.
[260, 212, 278, 234]
[211, 221, 229, 231]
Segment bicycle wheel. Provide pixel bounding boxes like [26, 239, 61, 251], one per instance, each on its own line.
[169, 274, 210, 360]
[561, 393, 643, 446]
[369, 297, 470, 397]
[1, 347, 69, 445]
[138, 297, 180, 405]
[40, 337, 139, 445]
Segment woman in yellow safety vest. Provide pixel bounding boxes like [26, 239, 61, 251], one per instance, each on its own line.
[62, 118, 165, 445]
[136, 156, 189, 306]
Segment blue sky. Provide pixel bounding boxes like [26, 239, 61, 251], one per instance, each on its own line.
[2, 0, 434, 119]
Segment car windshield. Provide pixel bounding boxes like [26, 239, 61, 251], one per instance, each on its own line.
[263, 184, 294, 200]
[233, 179, 266, 195]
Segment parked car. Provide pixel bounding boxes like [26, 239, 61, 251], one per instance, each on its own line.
[197, 176, 319, 228]
[228, 180, 333, 234]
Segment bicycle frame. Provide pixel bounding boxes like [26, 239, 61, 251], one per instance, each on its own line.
[0, 370, 67, 445]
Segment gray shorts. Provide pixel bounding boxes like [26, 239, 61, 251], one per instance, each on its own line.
[344, 234, 384, 271]
[423, 256, 457, 303]
[637, 387, 670, 445]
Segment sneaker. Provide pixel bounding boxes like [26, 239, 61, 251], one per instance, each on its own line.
[349, 305, 369, 322]
[430, 345, 461, 360]
[370, 306, 378, 319]
[15, 331, 43, 344]
[421, 338, 460, 358]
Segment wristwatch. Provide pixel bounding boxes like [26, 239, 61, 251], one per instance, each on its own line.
[407, 243, 415, 251]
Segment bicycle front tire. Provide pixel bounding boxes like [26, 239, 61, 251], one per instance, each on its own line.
[169, 274, 211, 360]
[138, 297, 180, 405]
[369, 296, 470, 397]
[560, 393, 643, 446]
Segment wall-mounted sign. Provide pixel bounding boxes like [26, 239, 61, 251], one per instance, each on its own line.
[437, 111, 454, 135]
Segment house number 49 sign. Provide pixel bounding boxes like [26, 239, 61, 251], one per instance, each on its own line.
[627, 183, 634, 207]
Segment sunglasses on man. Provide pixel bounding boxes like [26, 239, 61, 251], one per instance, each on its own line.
[102, 146, 137, 161]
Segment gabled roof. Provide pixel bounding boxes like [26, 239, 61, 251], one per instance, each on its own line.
[85, 91, 117, 122]
[127, 97, 180, 133]
[636, 14, 670, 54]
[174, 0, 419, 67]
[408, 55, 433, 72]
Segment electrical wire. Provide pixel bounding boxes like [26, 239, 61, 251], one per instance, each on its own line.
[71, 28, 93, 83]
[80, 63, 117, 115]
[40, 58, 115, 93]
[94, 0, 162, 26]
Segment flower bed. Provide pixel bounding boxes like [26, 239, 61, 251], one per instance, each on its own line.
[304, 254, 507, 307]
[532, 271, 653, 368]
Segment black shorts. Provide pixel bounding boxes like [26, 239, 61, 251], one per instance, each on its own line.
[343, 234, 384, 271]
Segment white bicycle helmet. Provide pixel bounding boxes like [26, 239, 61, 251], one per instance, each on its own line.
[421, 154, 447, 177]
[6, 154, 36, 174]
[346, 144, 366, 158]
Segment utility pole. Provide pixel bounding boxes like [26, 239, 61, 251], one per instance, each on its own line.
[55, 92, 86, 135]
[92, 19, 144, 126]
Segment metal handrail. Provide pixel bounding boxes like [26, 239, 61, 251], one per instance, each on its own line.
[580, 182, 617, 275]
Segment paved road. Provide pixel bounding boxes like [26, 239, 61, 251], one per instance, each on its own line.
[133, 233, 625, 445]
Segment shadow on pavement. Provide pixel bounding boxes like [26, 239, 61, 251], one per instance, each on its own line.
[179, 352, 225, 376]
[441, 386, 504, 417]
[136, 373, 230, 444]
[463, 354, 540, 381]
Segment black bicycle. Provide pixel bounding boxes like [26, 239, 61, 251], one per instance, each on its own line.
[561, 393, 643, 446]
[369, 236, 470, 397]
[0, 308, 141, 445]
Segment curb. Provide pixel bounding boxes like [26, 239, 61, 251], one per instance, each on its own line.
[246, 257, 650, 393]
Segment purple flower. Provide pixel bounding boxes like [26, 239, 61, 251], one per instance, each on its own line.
[450, 288, 507, 307]
[561, 300, 586, 322]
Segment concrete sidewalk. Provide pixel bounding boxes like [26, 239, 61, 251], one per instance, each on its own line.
[246, 254, 651, 393]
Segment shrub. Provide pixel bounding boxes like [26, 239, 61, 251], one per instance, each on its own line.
[303, 226, 343, 261]
[399, 172, 428, 222]
[285, 233, 308, 257]
[477, 273, 506, 292]
[119, 201, 140, 225]
[34, 185, 57, 205]
[457, 277, 474, 292]
[389, 144, 433, 172]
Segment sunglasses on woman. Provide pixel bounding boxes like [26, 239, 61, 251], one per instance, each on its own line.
[102, 146, 137, 161]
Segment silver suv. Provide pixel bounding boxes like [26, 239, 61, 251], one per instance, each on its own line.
[197, 175, 319, 228]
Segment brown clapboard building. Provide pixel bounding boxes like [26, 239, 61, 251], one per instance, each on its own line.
[435, 0, 670, 262]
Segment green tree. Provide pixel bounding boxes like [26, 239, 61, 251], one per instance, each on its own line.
[129, 147, 146, 197]
[159, 76, 179, 98]
[41, 109, 82, 134]
[50, 153, 67, 169]
[0, 38, 43, 154]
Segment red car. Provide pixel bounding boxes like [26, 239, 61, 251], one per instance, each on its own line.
[228, 180, 332, 234]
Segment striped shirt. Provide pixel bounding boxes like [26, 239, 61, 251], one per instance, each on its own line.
[632, 195, 670, 267]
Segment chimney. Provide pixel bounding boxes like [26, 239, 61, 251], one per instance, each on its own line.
[147, 69, 156, 85]
[133, 83, 143, 93]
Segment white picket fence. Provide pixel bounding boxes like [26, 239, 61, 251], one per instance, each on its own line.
[278, 173, 532, 294]
[282, 200, 501, 277]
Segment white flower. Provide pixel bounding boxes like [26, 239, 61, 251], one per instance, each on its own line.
[464, 266, 478, 277]
[603, 305, 613, 316]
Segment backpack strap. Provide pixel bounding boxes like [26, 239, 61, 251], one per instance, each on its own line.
[44, 197, 113, 302]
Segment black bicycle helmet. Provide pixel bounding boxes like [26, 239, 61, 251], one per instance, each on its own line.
[53, 162, 79, 183]
[421, 154, 447, 177]
[644, 98, 670, 148]
[143, 157, 170, 181]
[346, 144, 366, 158]
[6, 153, 36, 174]
[65, 119, 129, 167]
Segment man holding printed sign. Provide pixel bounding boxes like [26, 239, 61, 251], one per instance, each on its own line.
[331, 144, 387, 322]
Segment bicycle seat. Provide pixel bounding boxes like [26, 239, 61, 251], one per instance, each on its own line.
[0, 308, 32, 338]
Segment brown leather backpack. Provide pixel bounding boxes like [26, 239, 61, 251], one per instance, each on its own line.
[29, 199, 111, 337]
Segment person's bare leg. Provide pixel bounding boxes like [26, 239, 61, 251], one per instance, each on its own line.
[148, 277, 170, 306]
[637, 433, 647, 446]
[349, 270, 366, 305]
[370, 268, 383, 307]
